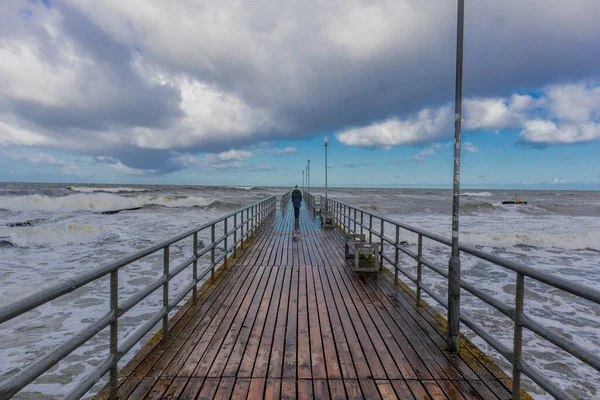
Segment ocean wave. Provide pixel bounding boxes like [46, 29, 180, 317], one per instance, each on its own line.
[461, 231, 600, 251]
[69, 186, 149, 193]
[0, 224, 118, 247]
[461, 192, 492, 197]
[0, 194, 216, 213]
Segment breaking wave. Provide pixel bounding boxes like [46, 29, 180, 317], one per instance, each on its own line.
[461, 192, 492, 197]
[461, 231, 600, 251]
[69, 186, 150, 193]
[0, 194, 216, 213]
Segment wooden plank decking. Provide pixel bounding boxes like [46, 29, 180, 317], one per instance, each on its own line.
[103, 203, 515, 399]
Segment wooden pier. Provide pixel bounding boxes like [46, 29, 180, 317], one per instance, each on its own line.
[102, 203, 515, 399]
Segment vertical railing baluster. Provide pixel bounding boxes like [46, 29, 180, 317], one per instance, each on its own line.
[354, 209, 357, 233]
[380, 219, 384, 270]
[394, 226, 399, 284]
[211, 224, 215, 280]
[224, 217, 228, 267]
[369, 215, 373, 243]
[361, 212, 364, 235]
[234, 214, 238, 255]
[512, 272, 525, 400]
[193, 232, 198, 305]
[109, 270, 118, 400]
[417, 234, 423, 305]
[163, 246, 169, 340]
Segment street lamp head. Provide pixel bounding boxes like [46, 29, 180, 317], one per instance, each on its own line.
[324, 136, 328, 146]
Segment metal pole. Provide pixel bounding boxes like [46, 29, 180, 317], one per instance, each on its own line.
[224, 217, 228, 267]
[211, 224, 215, 280]
[109, 270, 118, 400]
[380, 220, 384, 270]
[394, 226, 399, 284]
[308, 156, 311, 195]
[193, 232, 198, 305]
[417, 234, 423, 305]
[324, 136, 328, 211]
[302, 169, 305, 192]
[234, 214, 237, 254]
[447, 0, 465, 354]
[512, 272, 525, 400]
[163, 246, 169, 340]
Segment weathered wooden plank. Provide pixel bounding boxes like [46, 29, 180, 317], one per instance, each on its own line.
[377, 379, 399, 400]
[297, 265, 312, 380]
[206, 264, 273, 377]
[323, 266, 387, 379]
[313, 379, 331, 400]
[222, 265, 280, 377]
[230, 377, 251, 400]
[390, 380, 416, 400]
[267, 266, 292, 378]
[329, 379, 347, 400]
[344, 379, 364, 400]
[214, 377, 236, 400]
[264, 378, 282, 399]
[305, 266, 327, 380]
[298, 379, 314, 399]
[247, 378, 266, 400]
[239, 266, 284, 377]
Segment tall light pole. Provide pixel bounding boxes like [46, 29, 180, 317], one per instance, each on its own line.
[447, 0, 464, 354]
[302, 169, 305, 191]
[308, 156, 311, 194]
[324, 136, 328, 211]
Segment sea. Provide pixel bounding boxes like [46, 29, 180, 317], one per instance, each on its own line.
[0, 183, 598, 399]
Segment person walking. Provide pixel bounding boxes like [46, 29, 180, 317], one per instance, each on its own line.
[291, 185, 302, 230]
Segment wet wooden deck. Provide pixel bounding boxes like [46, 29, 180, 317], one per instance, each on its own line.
[103, 203, 514, 399]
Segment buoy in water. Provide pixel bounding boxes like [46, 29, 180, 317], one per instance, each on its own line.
[502, 194, 527, 205]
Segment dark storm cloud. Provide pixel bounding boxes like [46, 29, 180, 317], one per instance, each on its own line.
[4, 2, 183, 133]
[2, 0, 600, 175]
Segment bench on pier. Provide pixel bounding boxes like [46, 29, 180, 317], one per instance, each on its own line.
[344, 233, 379, 272]
[312, 199, 322, 216]
[320, 211, 334, 228]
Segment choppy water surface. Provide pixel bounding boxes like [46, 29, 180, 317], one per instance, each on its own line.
[1, 184, 599, 399]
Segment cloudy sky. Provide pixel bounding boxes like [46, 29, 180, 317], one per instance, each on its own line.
[1, 0, 599, 188]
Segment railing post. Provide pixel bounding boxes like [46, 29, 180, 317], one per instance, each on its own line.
[211, 224, 215, 280]
[109, 270, 118, 400]
[234, 214, 238, 255]
[224, 217, 228, 267]
[353, 209, 357, 233]
[369, 215, 373, 243]
[162, 246, 169, 340]
[512, 272, 525, 400]
[394, 226, 399, 284]
[193, 232, 198, 305]
[379, 220, 384, 270]
[361, 212, 364, 235]
[417, 234, 423, 305]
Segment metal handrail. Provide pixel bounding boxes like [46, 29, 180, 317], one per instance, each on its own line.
[306, 192, 600, 400]
[0, 194, 284, 400]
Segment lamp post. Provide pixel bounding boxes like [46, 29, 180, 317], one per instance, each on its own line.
[447, 0, 464, 354]
[324, 136, 328, 211]
[308, 156, 311, 195]
[302, 169, 305, 191]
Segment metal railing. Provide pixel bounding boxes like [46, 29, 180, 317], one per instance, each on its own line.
[0, 195, 280, 400]
[306, 192, 600, 400]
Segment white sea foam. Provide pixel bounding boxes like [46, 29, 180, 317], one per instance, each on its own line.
[69, 186, 149, 193]
[0, 224, 115, 247]
[461, 191, 492, 197]
[0, 194, 215, 212]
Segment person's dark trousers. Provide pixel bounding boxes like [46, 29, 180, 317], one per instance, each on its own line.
[294, 206, 300, 219]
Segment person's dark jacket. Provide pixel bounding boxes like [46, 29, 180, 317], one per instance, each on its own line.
[291, 189, 302, 208]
